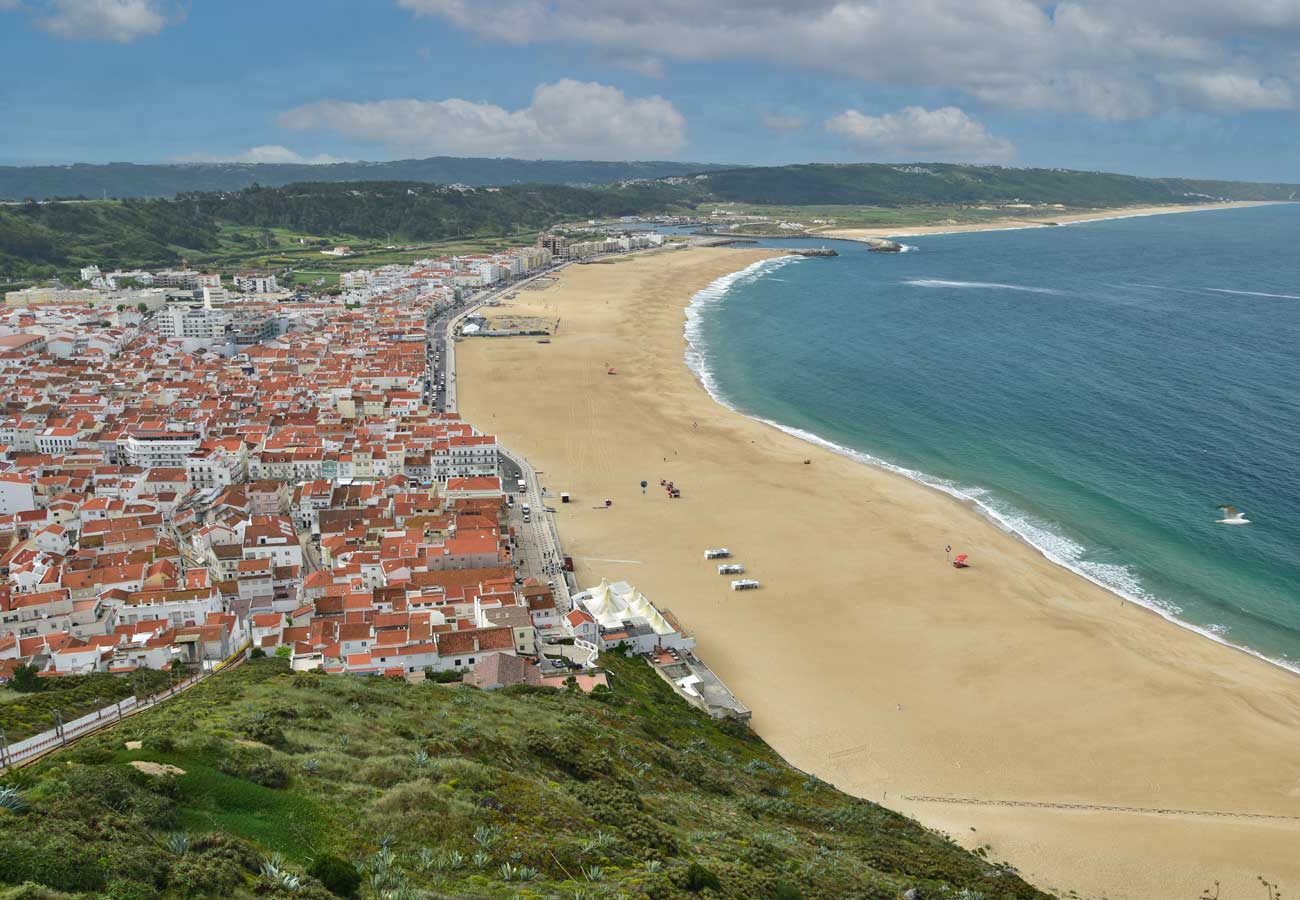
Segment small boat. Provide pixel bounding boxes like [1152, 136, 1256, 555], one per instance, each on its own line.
[952, 554, 970, 569]
[607, 367, 617, 375]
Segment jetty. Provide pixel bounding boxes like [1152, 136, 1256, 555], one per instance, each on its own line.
[790, 247, 837, 257]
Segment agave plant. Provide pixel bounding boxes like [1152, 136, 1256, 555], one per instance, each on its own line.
[444, 849, 465, 870]
[372, 846, 397, 870]
[516, 865, 539, 881]
[164, 831, 190, 856]
[643, 859, 663, 873]
[260, 853, 287, 878]
[337, 734, 351, 749]
[412, 749, 430, 767]
[472, 824, 501, 848]
[955, 891, 986, 900]
[0, 786, 28, 813]
[498, 862, 518, 882]
[301, 758, 320, 773]
[582, 865, 604, 882]
[580, 830, 616, 854]
[472, 850, 491, 869]
[413, 846, 435, 872]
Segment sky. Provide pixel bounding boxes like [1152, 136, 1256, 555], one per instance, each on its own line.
[1, 0, 1298, 181]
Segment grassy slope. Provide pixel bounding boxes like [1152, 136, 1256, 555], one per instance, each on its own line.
[0, 669, 173, 741]
[0, 657, 1052, 900]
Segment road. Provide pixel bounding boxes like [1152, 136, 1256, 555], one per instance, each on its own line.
[425, 268, 576, 611]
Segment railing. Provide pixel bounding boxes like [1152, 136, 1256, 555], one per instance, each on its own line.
[0, 638, 251, 770]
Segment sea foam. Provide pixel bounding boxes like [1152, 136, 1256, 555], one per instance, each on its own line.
[684, 257, 1300, 678]
[905, 278, 1061, 295]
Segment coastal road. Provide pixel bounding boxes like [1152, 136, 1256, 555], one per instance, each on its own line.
[501, 444, 573, 613]
[431, 267, 575, 611]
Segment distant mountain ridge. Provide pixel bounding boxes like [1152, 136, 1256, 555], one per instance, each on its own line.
[693, 163, 1300, 206]
[0, 156, 731, 200]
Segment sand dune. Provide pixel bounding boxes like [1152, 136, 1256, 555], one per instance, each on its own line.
[457, 245, 1300, 900]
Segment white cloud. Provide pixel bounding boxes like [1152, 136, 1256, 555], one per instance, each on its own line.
[35, 0, 171, 42]
[279, 79, 687, 160]
[398, 0, 1300, 119]
[825, 106, 1015, 163]
[1160, 71, 1295, 113]
[175, 146, 349, 165]
[761, 113, 807, 131]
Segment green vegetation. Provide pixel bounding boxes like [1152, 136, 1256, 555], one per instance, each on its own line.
[10, 161, 1287, 285]
[0, 669, 173, 741]
[0, 656, 1051, 899]
[0, 157, 731, 201]
[694, 163, 1300, 207]
[0, 198, 219, 281]
[0, 181, 679, 283]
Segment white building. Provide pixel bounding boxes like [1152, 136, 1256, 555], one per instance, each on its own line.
[0, 472, 36, 515]
[119, 430, 201, 469]
[234, 274, 279, 293]
[569, 580, 695, 654]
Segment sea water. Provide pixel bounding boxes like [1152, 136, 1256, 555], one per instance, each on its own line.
[684, 205, 1300, 668]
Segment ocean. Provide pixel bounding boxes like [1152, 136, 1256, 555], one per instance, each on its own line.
[683, 205, 1300, 669]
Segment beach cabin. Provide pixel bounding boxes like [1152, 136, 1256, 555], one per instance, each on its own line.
[731, 579, 760, 591]
[717, 563, 744, 575]
[704, 548, 731, 560]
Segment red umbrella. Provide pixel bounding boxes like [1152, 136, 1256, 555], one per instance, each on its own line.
[954, 554, 968, 562]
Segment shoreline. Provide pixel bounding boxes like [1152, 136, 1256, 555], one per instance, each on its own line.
[457, 245, 1300, 899]
[822, 199, 1284, 241]
[680, 256, 1300, 682]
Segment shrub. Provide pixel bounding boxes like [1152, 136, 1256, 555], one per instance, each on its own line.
[216, 749, 290, 788]
[307, 853, 360, 898]
[684, 862, 722, 893]
[8, 665, 45, 694]
[250, 647, 267, 659]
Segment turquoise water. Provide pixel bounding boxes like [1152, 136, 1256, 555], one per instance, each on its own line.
[685, 206, 1300, 668]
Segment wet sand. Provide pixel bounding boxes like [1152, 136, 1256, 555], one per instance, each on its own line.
[457, 245, 1300, 899]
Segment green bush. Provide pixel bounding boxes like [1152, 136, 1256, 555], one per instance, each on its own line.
[307, 853, 360, 898]
[216, 749, 290, 788]
[684, 862, 722, 893]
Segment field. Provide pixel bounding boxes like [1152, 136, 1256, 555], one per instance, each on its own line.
[0, 655, 1051, 899]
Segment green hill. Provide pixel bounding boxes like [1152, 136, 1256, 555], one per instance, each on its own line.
[0, 656, 1052, 900]
[0, 182, 679, 282]
[694, 163, 1300, 207]
[0, 158, 731, 201]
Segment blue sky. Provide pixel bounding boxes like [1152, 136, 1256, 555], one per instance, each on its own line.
[2, 0, 1298, 181]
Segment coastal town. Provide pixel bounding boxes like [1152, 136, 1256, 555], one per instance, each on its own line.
[0, 226, 750, 764]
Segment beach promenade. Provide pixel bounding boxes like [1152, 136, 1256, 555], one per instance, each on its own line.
[456, 246, 1300, 900]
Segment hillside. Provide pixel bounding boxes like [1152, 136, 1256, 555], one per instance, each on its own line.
[0, 656, 1052, 900]
[694, 163, 1300, 206]
[0, 182, 677, 281]
[0, 157, 731, 201]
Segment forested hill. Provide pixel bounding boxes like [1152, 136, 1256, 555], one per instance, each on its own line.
[0, 181, 676, 280]
[0, 157, 730, 200]
[179, 181, 673, 240]
[0, 655, 1055, 899]
[693, 163, 1300, 206]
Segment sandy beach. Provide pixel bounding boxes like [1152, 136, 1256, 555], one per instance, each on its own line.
[458, 245, 1300, 899]
[822, 200, 1281, 240]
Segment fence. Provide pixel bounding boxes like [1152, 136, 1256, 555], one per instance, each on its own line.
[0, 639, 250, 770]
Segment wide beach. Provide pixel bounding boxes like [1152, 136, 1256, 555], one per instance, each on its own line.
[458, 244, 1300, 899]
[822, 199, 1279, 240]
